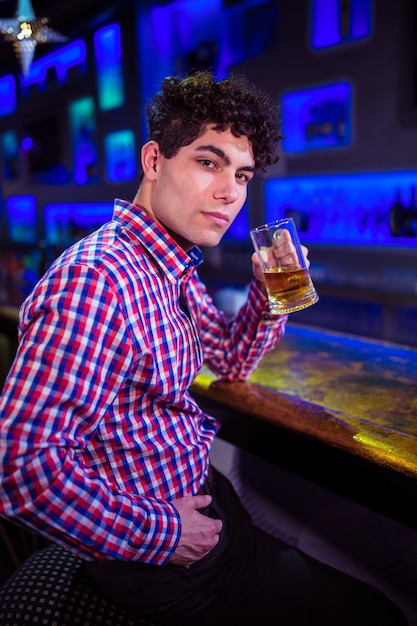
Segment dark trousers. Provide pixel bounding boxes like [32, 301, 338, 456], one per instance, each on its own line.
[86, 467, 407, 625]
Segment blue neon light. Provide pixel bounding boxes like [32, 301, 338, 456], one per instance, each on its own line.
[0, 75, 16, 117]
[20, 40, 86, 87]
[104, 130, 136, 182]
[282, 82, 352, 153]
[43, 203, 113, 247]
[1, 130, 20, 180]
[311, 0, 371, 49]
[68, 97, 99, 185]
[264, 171, 417, 245]
[21, 136, 33, 151]
[6, 195, 37, 244]
[136, 0, 272, 139]
[94, 23, 124, 111]
[223, 202, 249, 241]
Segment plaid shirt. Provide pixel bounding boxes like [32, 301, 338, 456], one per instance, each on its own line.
[0, 200, 286, 563]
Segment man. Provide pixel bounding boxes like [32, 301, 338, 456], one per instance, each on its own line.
[0, 71, 407, 625]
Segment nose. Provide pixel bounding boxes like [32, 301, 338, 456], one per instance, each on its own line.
[214, 174, 240, 203]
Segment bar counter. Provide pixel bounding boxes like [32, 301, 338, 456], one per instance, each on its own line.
[190, 323, 417, 528]
[2, 303, 416, 527]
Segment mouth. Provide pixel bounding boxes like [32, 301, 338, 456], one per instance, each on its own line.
[202, 211, 230, 227]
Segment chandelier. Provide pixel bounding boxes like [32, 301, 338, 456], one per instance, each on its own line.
[0, 0, 67, 76]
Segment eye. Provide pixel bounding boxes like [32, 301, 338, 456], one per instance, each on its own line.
[236, 172, 252, 184]
[199, 159, 216, 169]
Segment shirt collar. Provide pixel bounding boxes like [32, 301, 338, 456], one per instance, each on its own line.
[113, 199, 203, 282]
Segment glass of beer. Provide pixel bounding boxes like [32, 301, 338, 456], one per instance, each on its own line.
[250, 217, 319, 315]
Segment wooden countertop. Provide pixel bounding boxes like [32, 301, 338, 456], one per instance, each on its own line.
[191, 323, 417, 481]
[2, 303, 417, 479]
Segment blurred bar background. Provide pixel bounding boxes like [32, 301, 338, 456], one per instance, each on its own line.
[0, 0, 416, 346]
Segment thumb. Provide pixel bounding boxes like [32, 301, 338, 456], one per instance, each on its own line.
[194, 494, 212, 510]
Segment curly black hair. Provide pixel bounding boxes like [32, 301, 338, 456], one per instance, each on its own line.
[146, 71, 282, 174]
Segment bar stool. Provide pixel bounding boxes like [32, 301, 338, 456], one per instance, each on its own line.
[0, 542, 155, 626]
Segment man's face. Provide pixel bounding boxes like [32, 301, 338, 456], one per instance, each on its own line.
[143, 125, 255, 251]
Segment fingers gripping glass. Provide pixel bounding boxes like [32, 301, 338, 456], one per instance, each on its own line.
[250, 217, 319, 315]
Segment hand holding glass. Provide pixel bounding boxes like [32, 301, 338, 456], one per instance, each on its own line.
[250, 217, 319, 315]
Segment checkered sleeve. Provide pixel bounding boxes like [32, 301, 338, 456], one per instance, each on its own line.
[0, 264, 181, 563]
[200, 277, 287, 381]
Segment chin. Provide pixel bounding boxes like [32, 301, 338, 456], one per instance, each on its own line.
[200, 233, 225, 248]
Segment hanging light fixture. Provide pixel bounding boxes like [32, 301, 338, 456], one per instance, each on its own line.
[0, 0, 67, 76]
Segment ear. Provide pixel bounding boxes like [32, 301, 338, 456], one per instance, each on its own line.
[141, 140, 161, 181]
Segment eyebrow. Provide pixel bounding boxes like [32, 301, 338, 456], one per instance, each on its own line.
[196, 144, 255, 173]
